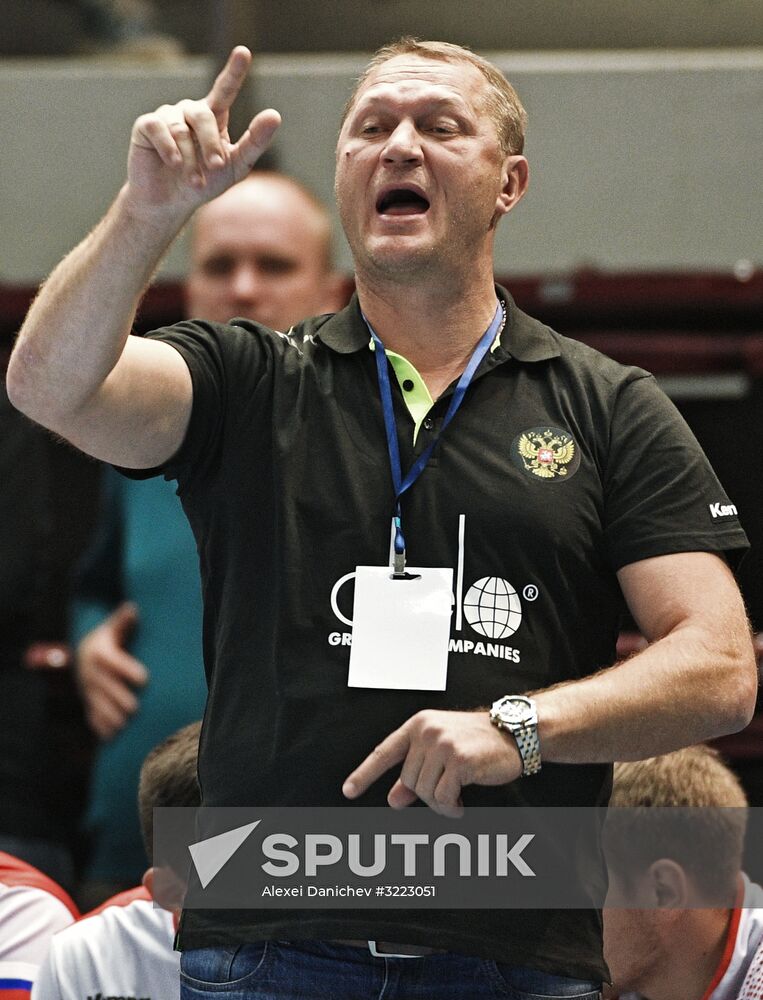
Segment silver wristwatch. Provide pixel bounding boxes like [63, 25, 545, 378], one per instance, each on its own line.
[489, 695, 541, 776]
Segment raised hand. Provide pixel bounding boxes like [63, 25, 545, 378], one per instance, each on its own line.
[126, 46, 281, 217]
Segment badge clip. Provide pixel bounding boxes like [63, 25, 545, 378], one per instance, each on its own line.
[391, 548, 421, 581]
[392, 547, 407, 578]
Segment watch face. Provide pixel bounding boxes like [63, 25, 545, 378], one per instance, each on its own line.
[503, 703, 525, 722]
[493, 696, 533, 726]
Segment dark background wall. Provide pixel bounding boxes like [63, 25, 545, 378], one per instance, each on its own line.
[5, 0, 763, 56]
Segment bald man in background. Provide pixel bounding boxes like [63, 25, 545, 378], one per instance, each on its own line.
[72, 173, 344, 903]
[185, 171, 343, 328]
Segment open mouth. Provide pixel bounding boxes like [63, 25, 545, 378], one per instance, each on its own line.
[376, 187, 431, 216]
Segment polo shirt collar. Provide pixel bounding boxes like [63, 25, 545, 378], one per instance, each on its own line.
[314, 294, 368, 354]
[315, 284, 560, 364]
[495, 285, 560, 363]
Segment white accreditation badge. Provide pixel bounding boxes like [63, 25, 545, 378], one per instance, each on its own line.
[347, 565, 454, 690]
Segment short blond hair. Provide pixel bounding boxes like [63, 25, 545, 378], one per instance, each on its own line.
[341, 37, 528, 156]
[606, 746, 747, 902]
[611, 745, 747, 811]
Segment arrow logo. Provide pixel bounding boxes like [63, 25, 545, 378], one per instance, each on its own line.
[188, 820, 261, 888]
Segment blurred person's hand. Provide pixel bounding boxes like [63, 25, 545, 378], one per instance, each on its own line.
[125, 46, 280, 223]
[76, 602, 148, 741]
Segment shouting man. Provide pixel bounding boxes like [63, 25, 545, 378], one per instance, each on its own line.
[9, 38, 756, 1000]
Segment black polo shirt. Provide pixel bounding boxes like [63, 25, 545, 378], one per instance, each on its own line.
[143, 288, 747, 976]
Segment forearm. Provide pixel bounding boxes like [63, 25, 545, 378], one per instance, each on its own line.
[344, 556, 757, 814]
[8, 185, 187, 427]
[534, 621, 756, 764]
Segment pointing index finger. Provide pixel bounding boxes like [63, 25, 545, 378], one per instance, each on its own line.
[206, 45, 252, 119]
[343, 727, 411, 800]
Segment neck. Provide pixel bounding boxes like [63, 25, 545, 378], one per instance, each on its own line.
[637, 909, 732, 1000]
[356, 267, 500, 396]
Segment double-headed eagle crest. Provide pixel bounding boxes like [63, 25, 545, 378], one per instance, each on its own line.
[517, 428, 576, 479]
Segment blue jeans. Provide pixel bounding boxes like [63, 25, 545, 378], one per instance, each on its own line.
[180, 941, 602, 999]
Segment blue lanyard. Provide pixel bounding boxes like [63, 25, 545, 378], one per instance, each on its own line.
[367, 300, 503, 574]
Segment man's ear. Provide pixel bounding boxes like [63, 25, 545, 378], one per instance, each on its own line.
[648, 859, 690, 908]
[493, 155, 529, 224]
[142, 866, 155, 899]
[143, 864, 185, 917]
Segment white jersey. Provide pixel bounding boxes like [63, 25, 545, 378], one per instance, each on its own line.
[619, 874, 763, 1000]
[31, 889, 178, 1000]
[739, 939, 763, 999]
[0, 852, 78, 998]
[712, 876, 763, 1000]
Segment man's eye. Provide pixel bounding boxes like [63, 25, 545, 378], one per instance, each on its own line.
[259, 258, 295, 275]
[202, 258, 234, 276]
[360, 124, 382, 135]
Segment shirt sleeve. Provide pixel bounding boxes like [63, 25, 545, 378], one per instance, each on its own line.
[603, 373, 749, 571]
[0, 889, 74, 1000]
[0, 961, 36, 999]
[129, 319, 275, 496]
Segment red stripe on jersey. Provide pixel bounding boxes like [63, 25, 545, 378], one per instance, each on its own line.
[700, 877, 746, 1000]
[0, 852, 79, 920]
[81, 884, 151, 920]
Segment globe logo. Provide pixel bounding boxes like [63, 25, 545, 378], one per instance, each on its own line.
[463, 577, 522, 639]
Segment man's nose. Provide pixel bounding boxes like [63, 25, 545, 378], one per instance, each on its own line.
[382, 120, 423, 164]
[230, 264, 261, 301]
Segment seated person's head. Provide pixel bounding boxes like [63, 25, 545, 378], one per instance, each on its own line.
[603, 745, 748, 997]
[138, 720, 202, 911]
